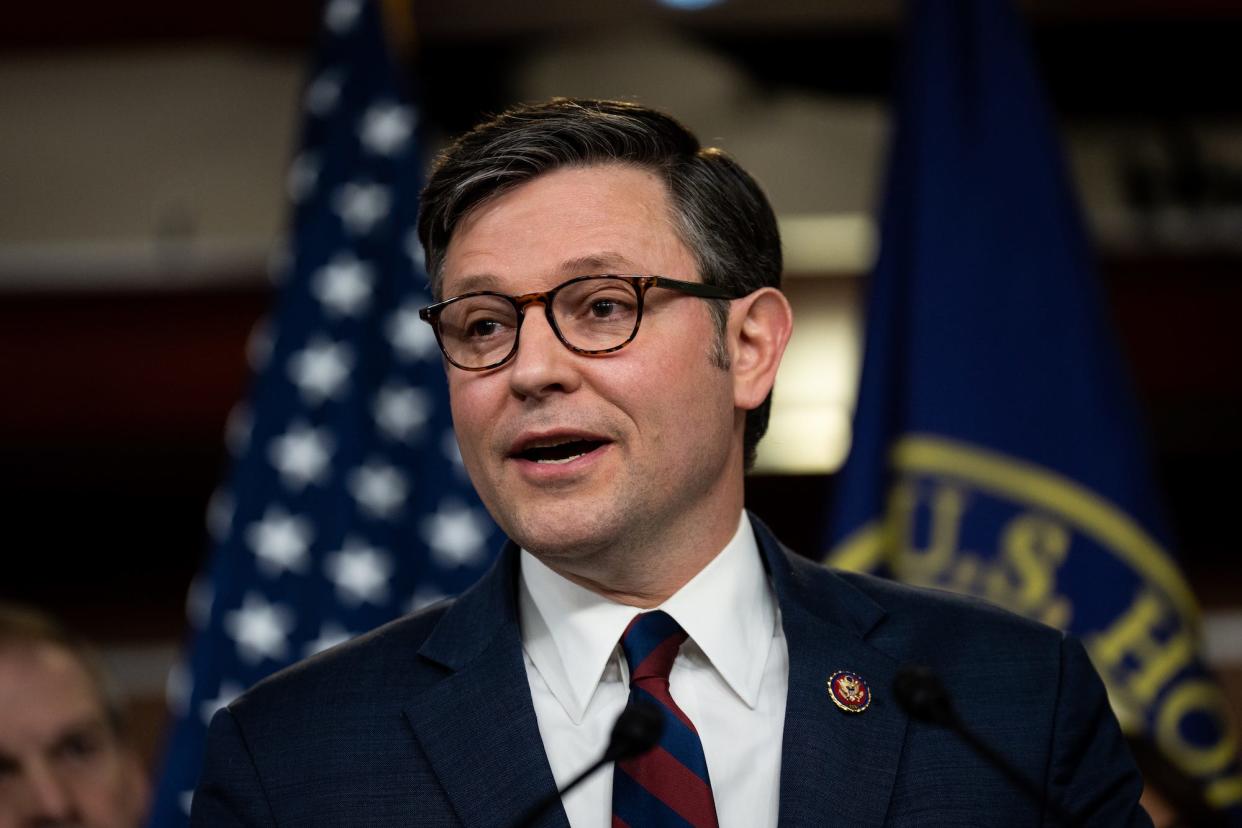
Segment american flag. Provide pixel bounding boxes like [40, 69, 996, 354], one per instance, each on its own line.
[147, 1, 500, 822]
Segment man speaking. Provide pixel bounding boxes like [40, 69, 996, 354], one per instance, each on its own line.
[193, 99, 1150, 826]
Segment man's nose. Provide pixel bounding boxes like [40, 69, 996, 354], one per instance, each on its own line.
[507, 306, 581, 399]
[22, 761, 76, 822]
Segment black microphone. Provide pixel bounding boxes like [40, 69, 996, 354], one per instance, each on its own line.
[513, 701, 663, 828]
[893, 666, 1078, 827]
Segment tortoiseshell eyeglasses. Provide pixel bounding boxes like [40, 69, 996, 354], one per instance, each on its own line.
[418, 274, 741, 371]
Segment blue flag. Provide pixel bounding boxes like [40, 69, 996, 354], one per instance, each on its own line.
[826, 0, 1242, 818]
[147, 1, 500, 822]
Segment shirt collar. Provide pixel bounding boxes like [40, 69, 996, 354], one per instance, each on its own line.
[518, 512, 776, 724]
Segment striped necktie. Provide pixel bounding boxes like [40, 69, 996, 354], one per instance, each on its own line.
[612, 611, 719, 828]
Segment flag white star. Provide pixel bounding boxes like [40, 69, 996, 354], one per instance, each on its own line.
[205, 488, 234, 543]
[386, 302, 439, 362]
[223, 593, 295, 664]
[324, 0, 362, 33]
[245, 507, 313, 577]
[225, 403, 252, 456]
[405, 228, 425, 267]
[441, 429, 473, 480]
[165, 661, 190, 716]
[311, 253, 374, 317]
[421, 500, 490, 567]
[288, 337, 354, 404]
[179, 791, 194, 816]
[374, 384, 431, 443]
[304, 69, 344, 116]
[186, 572, 214, 629]
[268, 423, 334, 490]
[287, 152, 320, 203]
[325, 538, 393, 606]
[348, 461, 407, 519]
[441, 429, 465, 468]
[199, 681, 244, 726]
[333, 181, 391, 235]
[359, 102, 416, 156]
[304, 622, 353, 658]
[407, 586, 448, 614]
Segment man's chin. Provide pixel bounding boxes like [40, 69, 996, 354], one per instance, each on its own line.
[514, 528, 615, 562]
[504, 507, 623, 563]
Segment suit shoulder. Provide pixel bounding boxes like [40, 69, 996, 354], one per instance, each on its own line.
[230, 599, 455, 720]
[829, 566, 1066, 649]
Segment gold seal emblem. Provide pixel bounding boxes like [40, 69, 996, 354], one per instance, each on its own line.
[827, 670, 871, 713]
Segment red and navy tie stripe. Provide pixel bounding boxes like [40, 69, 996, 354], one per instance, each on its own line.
[612, 611, 719, 828]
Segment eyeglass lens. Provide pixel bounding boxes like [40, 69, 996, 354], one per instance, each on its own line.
[436, 277, 641, 368]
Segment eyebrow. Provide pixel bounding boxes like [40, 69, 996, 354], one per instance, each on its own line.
[444, 252, 645, 297]
[446, 273, 502, 294]
[51, 718, 110, 747]
[556, 252, 642, 275]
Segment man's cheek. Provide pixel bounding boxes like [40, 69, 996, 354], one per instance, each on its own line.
[447, 396, 480, 455]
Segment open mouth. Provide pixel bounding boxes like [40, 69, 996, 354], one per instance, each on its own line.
[515, 438, 607, 465]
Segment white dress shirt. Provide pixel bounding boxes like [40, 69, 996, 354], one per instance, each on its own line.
[518, 512, 788, 828]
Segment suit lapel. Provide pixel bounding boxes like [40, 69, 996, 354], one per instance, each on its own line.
[753, 517, 909, 828]
[404, 521, 909, 827]
[403, 544, 570, 828]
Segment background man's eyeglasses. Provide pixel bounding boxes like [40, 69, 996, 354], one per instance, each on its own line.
[419, 275, 741, 371]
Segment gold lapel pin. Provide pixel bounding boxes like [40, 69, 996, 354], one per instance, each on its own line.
[827, 669, 871, 713]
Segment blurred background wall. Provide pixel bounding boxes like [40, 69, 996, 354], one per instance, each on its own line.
[2, 0, 1240, 776]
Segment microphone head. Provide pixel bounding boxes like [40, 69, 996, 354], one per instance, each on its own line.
[604, 701, 664, 763]
[893, 665, 959, 727]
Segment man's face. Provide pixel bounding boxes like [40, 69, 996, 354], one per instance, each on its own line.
[0, 645, 147, 828]
[441, 164, 744, 573]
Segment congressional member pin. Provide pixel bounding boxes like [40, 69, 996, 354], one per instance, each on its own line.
[827, 670, 871, 713]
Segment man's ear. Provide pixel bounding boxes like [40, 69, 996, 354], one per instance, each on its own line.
[727, 287, 793, 411]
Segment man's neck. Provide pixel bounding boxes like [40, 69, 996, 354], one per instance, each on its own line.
[531, 504, 747, 608]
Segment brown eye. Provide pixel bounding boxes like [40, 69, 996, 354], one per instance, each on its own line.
[590, 299, 621, 318]
[466, 318, 505, 339]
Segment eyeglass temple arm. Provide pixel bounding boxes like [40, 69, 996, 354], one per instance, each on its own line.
[649, 276, 743, 299]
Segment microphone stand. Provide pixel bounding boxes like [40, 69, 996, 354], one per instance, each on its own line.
[894, 665, 1079, 828]
[513, 701, 663, 828]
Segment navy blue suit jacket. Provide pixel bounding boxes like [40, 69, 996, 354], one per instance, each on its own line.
[193, 517, 1150, 826]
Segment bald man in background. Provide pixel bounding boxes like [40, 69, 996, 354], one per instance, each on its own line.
[0, 604, 149, 828]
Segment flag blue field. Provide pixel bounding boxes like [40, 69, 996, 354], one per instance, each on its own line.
[826, 0, 1241, 819]
[146, 1, 500, 822]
